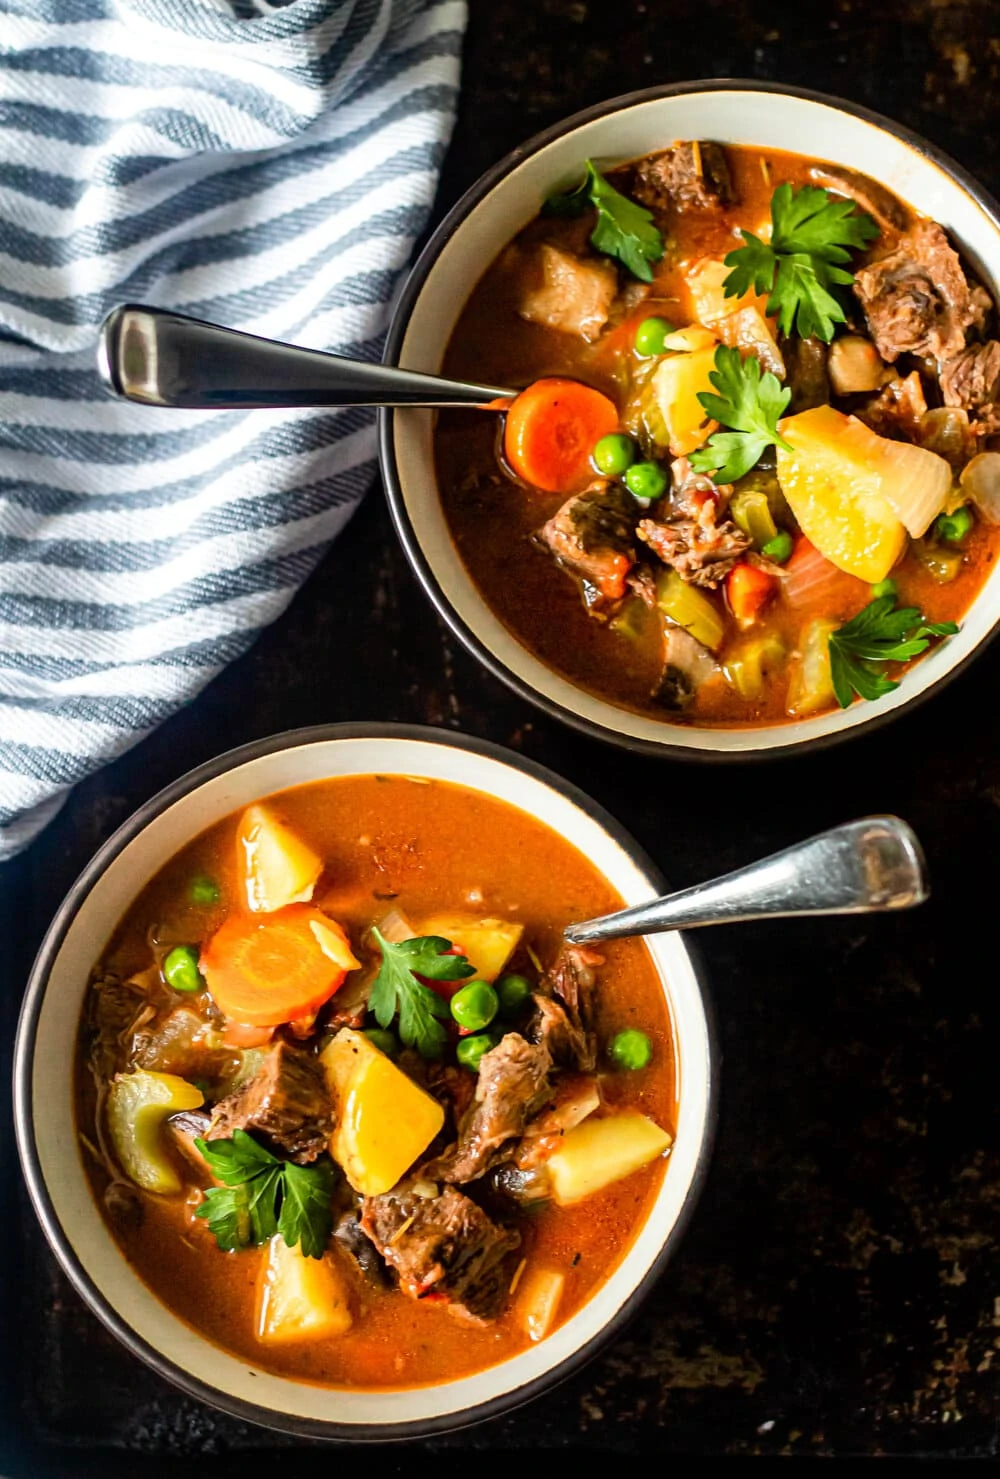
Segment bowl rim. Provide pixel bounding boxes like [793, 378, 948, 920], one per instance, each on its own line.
[13, 720, 719, 1442]
[378, 77, 1000, 763]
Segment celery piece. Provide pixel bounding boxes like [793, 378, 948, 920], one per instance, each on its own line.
[786, 617, 838, 716]
[723, 634, 786, 700]
[912, 540, 963, 584]
[656, 570, 725, 651]
[609, 597, 650, 643]
[730, 487, 779, 549]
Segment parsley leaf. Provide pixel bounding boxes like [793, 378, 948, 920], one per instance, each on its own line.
[828, 594, 959, 708]
[194, 1129, 334, 1258]
[689, 344, 792, 482]
[723, 182, 879, 342]
[369, 930, 474, 1058]
[545, 160, 664, 282]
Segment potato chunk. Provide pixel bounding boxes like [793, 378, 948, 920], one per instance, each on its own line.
[650, 346, 718, 456]
[416, 913, 523, 984]
[256, 1235, 352, 1344]
[106, 1069, 204, 1195]
[546, 1113, 672, 1206]
[237, 802, 323, 914]
[320, 1029, 444, 1196]
[776, 406, 911, 581]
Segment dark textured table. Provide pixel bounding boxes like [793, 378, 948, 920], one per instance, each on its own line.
[3, 0, 1000, 1467]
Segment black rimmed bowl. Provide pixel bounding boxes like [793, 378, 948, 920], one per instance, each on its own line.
[380, 81, 1000, 759]
[13, 723, 715, 1441]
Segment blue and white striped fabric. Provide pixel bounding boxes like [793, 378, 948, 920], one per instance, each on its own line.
[0, 0, 465, 859]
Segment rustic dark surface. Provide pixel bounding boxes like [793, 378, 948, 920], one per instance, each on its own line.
[4, 0, 1000, 1469]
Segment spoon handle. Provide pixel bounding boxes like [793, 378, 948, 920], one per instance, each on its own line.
[97, 304, 515, 410]
[564, 816, 928, 945]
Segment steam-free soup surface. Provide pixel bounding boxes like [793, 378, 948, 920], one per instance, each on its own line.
[78, 775, 675, 1387]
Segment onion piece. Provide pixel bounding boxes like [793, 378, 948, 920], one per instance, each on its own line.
[828, 335, 887, 394]
[960, 452, 1000, 525]
[782, 536, 868, 613]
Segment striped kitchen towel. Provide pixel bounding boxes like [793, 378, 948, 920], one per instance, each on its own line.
[0, 0, 465, 860]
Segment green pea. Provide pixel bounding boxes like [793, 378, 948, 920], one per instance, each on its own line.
[634, 316, 674, 357]
[456, 1032, 499, 1072]
[450, 980, 499, 1032]
[363, 1028, 399, 1058]
[624, 460, 668, 504]
[934, 506, 973, 545]
[163, 944, 205, 995]
[592, 432, 636, 478]
[870, 577, 898, 600]
[496, 972, 533, 1019]
[761, 530, 793, 564]
[189, 874, 220, 906]
[608, 1028, 652, 1071]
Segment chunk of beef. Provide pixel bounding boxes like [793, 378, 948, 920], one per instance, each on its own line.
[853, 222, 981, 363]
[360, 1186, 520, 1321]
[208, 1039, 332, 1164]
[940, 340, 1000, 417]
[538, 480, 636, 605]
[653, 621, 720, 710]
[89, 974, 156, 1079]
[785, 335, 830, 413]
[519, 242, 618, 342]
[528, 945, 601, 1072]
[334, 1213, 387, 1287]
[165, 1109, 211, 1176]
[855, 370, 928, 442]
[637, 496, 750, 588]
[425, 1060, 476, 1131]
[632, 141, 735, 214]
[808, 165, 908, 236]
[424, 1033, 552, 1184]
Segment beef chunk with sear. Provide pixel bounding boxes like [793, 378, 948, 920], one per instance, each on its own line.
[940, 340, 1000, 418]
[637, 499, 749, 589]
[538, 480, 637, 606]
[424, 1033, 552, 1184]
[853, 222, 982, 364]
[652, 621, 720, 711]
[208, 1039, 332, 1164]
[361, 1186, 520, 1321]
[632, 141, 735, 215]
[527, 945, 602, 1073]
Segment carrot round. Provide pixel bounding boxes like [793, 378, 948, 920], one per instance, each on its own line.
[504, 378, 619, 493]
[200, 905, 359, 1027]
[726, 561, 778, 626]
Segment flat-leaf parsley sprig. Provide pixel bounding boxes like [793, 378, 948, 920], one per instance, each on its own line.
[723, 183, 880, 342]
[194, 1129, 334, 1257]
[544, 160, 664, 282]
[689, 344, 792, 483]
[828, 593, 959, 708]
[369, 932, 475, 1059]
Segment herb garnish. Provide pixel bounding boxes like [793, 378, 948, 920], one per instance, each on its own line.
[545, 160, 664, 282]
[723, 183, 880, 342]
[689, 344, 792, 482]
[194, 1130, 334, 1258]
[828, 594, 959, 708]
[369, 931, 475, 1059]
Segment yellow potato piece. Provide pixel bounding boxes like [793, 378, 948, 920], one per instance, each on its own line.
[547, 1113, 672, 1206]
[238, 802, 323, 913]
[776, 405, 909, 582]
[106, 1069, 204, 1195]
[320, 1029, 444, 1196]
[256, 1235, 353, 1343]
[650, 346, 718, 456]
[416, 913, 523, 984]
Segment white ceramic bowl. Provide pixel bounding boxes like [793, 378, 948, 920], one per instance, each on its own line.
[14, 724, 715, 1440]
[381, 81, 1000, 758]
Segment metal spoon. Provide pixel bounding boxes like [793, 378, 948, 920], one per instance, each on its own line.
[564, 816, 927, 945]
[97, 303, 517, 410]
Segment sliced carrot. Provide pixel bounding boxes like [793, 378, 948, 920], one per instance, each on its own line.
[200, 905, 360, 1027]
[726, 561, 778, 626]
[783, 535, 869, 618]
[504, 378, 619, 494]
